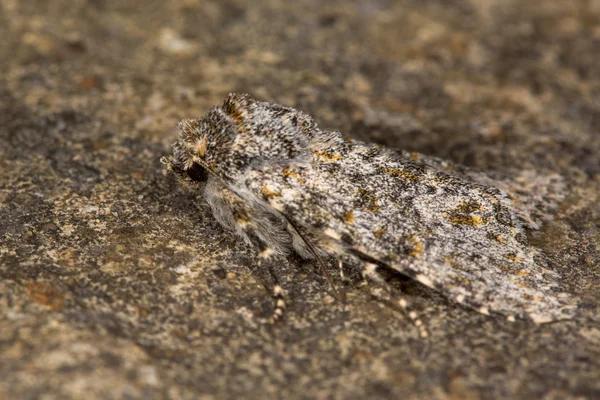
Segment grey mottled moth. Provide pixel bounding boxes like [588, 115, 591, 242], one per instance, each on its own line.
[162, 93, 575, 335]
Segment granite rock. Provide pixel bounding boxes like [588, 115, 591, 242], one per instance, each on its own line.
[1, 1, 599, 399]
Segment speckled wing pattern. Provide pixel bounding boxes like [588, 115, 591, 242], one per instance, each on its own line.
[165, 93, 576, 324]
[245, 139, 574, 322]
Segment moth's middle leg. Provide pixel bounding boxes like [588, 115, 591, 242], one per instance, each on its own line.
[341, 253, 429, 338]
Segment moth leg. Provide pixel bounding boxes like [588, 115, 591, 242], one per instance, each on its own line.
[352, 257, 429, 338]
[338, 259, 347, 281]
[258, 249, 287, 323]
[284, 218, 343, 301]
[209, 185, 290, 323]
[236, 222, 289, 323]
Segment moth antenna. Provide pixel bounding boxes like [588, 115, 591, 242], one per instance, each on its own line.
[283, 217, 343, 302]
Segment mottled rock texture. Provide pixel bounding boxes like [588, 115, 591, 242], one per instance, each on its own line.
[1, 1, 599, 399]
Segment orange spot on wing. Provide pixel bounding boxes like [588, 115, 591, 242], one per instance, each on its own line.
[343, 210, 355, 223]
[262, 185, 280, 198]
[314, 151, 341, 162]
[409, 235, 424, 257]
[382, 167, 420, 181]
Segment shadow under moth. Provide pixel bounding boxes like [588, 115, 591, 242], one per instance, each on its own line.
[162, 93, 575, 336]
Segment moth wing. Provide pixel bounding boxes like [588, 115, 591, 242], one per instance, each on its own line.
[243, 141, 576, 322]
[398, 150, 567, 230]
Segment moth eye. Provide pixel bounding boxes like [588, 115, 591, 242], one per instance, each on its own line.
[186, 162, 208, 183]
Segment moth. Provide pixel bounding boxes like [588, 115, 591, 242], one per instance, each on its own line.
[162, 93, 575, 334]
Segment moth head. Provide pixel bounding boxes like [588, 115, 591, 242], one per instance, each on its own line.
[167, 93, 316, 182]
[163, 118, 216, 185]
[162, 152, 208, 187]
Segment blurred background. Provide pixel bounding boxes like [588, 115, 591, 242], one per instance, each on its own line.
[3, 0, 599, 172]
[1, 1, 599, 399]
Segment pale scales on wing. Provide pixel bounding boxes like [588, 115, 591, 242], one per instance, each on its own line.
[164, 93, 576, 325]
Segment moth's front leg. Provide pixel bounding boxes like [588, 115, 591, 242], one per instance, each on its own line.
[207, 184, 290, 323]
[238, 225, 288, 323]
[257, 247, 288, 323]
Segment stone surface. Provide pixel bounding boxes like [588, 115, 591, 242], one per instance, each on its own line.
[1, 0, 599, 399]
